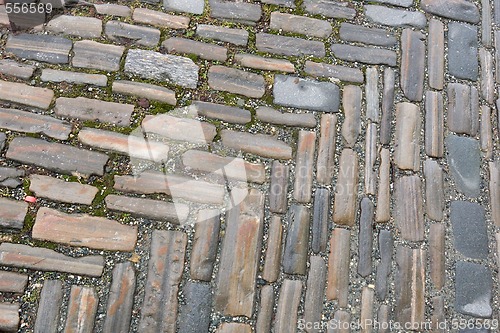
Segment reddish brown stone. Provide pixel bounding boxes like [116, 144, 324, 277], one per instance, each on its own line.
[256, 285, 274, 333]
[132, 8, 190, 29]
[394, 102, 420, 171]
[429, 223, 445, 290]
[269, 161, 289, 214]
[490, 161, 500, 226]
[333, 149, 359, 226]
[364, 122, 377, 195]
[112, 80, 176, 105]
[234, 54, 295, 72]
[428, 19, 444, 90]
[0, 303, 19, 332]
[375, 148, 390, 222]
[326, 228, 351, 307]
[395, 176, 424, 242]
[217, 323, 252, 333]
[360, 287, 375, 332]
[190, 209, 220, 281]
[142, 114, 217, 144]
[262, 215, 283, 282]
[294, 131, 316, 203]
[316, 114, 337, 185]
[341, 86, 362, 147]
[208, 65, 265, 98]
[163, 37, 227, 61]
[0, 80, 53, 110]
[221, 130, 292, 159]
[29, 174, 98, 206]
[63, 286, 98, 333]
[0, 271, 28, 293]
[424, 160, 444, 221]
[274, 279, 303, 333]
[425, 91, 444, 158]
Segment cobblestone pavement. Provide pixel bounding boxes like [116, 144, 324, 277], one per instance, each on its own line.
[0, 0, 499, 332]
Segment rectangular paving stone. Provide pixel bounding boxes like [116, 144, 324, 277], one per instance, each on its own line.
[112, 80, 176, 105]
[365, 67, 379, 122]
[401, 29, 425, 102]
[0, 243, 104, 276]
[447, 83, 479, 136]
[304, 256, 327, 331]
[256, 33, 326, 57]
[139, 230, 187, 332]
[30, 174, 98, 205]
[209, 0, 261, 25]
[196, 24, 248, 46]
[262, 215, 283, 283]
[490, 161, 500, 226]
[340, 22, 396, 47]
[41, 69, 107, 87]
[497, 233, 500, 280]
[0, 303, 19, 332]
[221, 129, 292, 159]
[190, 209, 220, 281]
[294, 131, 316, 203]
[448, 22, 478, 81]
[429, 223, 445, 291]
[342, 85, 362, 147]
[375, 230, 393, 300]
[163, 37, 227, 61]
[274, 74, 340, 112]
[304, 60, 363, 83]
[106, 21, 161, 47]
[178, 282, 212, 333]
[217, 323, 252, 333]
[164, 0, 204, 14]
[480, 48, 495, 104]
[132, 8, 190, 29]
[270, 11, 332, 38]
[424, 160, 444, 221]
[425, 91, 444, 158]
[274, 279, 302, 333]
[333, 149, 359, 226]
[364, 122, 377, 195]
[446, 135, 481, 197]
[329, 310, 351, 333]
[103, 262, 136, 333]
[394, 102, 420, 171]
[365, 5, 426, 28]
[64, 286, 98, 333]
[316, 114, 337, 185]
[0, 80, 53, 110]
[256, 106, 316, 127]
[428, 19, 444, 90]
[234, 53, 295, 72]
[46, 15, 102, 38]
[431, 296, 445, 332]
[303, 0, 356, 19]
[360, 287, 375, 332]
[421, 0, 479, 23]
[455, 261, 492, 318]
[0, 271, 27, 293]
[256, 285, 274, 333]
[358, 197, 374, 277]
[269, 161, 289, 213]
[331, 44, 397, 66]
[282, 205, 310, 275]
[380, 68, 395, 145]
[94, 3, 131, 16]
[326, 228, 351, 307]
[72, 40, 125, 72]
[395, 175, 424, 241]
[263, 0, 295, 6]
[377, 306, 391, 333]
[142, 114, 216, 144]
[105, 195, 189, 224]
[481, 106, 493, 159]
[6, 137, 109, 176]
[34, 280, 63, 333]
[208, 65, 265, 98]
[6, 33, 72, 64]
[215, 189, 264, 317]
[496, 31, 500, 83]
[0, 59, 34, 79]
[55, 97, 134, 126]
[0, 197, 27, 230]
[375, 148, 390, 222]
[451, 201, 488, 259]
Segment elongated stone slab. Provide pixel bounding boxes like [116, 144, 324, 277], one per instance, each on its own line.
[256, 33, 326, 57]
[196, 24, 248, 46]
[163, 37, 227, 61]
[142, 113, 216, 144]
[139, 230, 187, 332]
[46, 15, 102, 38]
[0, 80, 53, 110]
[209, 0, 261, 25]
[208, 65, 265, 98]
[331, 44, 397, 66]
[365, 67, 379, 122]
[451, 201, 488, 259]
[178, 282, 212, 333]
[55, 97, 134, 126]
[273, 75, 340, 112]
[283, 205, 310, 275]
[481, 106, 493, 159]
[103, 262, 136, 333]
[274, 279, 302, 333]
[327, 228, 351, 307]
[448, 22, 478, 80]
[375, 230, 393, 300]
[333, 149, 359, 226]
[358, 197, 374, 277]
[64, 286, 98, 333]
[0, 303, 19, 332]
[316, 114, 337, 185]
[41, 69, 107, 87]
[256, 106, 315, 128]
[106, 21, 160, 47]
[294, 131, 316, 203]
[428, 19, 444, 90]
[340, 23, 396, 47]
[30, 174, 98, 205]
[395, 176, 424, 241]
[329, 310, 351, 333]
[455, 261, 492, 318]
[490, 161, 500, 226]
[221, 130, 292, 159]
[0, 198, 27, 230]
[431, 296, 445, 332]
[364, 123, 377, 195]
[303, 0, 356, 19]
[312, 188, 329, 253]
[256, 285, 274, 333]
[33, 207, 138, 251]
[132, 8, 190, 29]
[217, 323, 252, 333]
[215, 189, 264, 317]
[421, 0, 479, 23]
[113, 80, 176, 105]
[375, 148, 390, 222]
[192, 101, 251, 124]
[365, 5, 426, 28]
[429, 223, 445, 291]
[106, 195, 189, 224]
[446, 135, 481, 197]
[34, 280, 63, 333]
[269, 161, 289, 213]
[0, 59, 34, 79]
[447, 83, 479, 136]
[380, 68, 395, 145]
[72, 40, 124, 72]
[190, 209, 220, 281]
[6, 137, 109, 176]
[0, 243, 104, 276]
[401, 29, 425, 102]
[0, 271, 27, 293]
[234, 54, 295, 72]
[304, 256, 327, 331]
[95, 3, 130, 16]
[270, 12, 332, 38]
[305, 61, 364, 83]
[425, 91, 444, 158]
[424, 160, 444, 221]
[263, 215, 283, 282]
[6, 33, 72, 64]
[480, 48, 495, 104]
[394, 102, 420, 171]
[360, 287, 375, 332]
[342, 85, 362, 147]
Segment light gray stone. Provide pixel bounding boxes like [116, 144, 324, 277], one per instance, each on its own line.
[105, 21, 161, 47]
[331, 44, 397, 66]
[164, 0, 204, 14]
[270, 12, 332, 38]
[196, 24, 248, 46]
[451, 201, 488, 260]
[455, 261, 492, 318]
[41, 69, 107, 86]
[6, 33, 72, 64]
[339, 23, 397, 46]
[365, 5, 426, 28]
[256, 33, 326, 57]
[303, 0, 356, 19]
[448, 22, 478, 81]
[46, 15, 102, 38]
[446, 135, 481, 197]
[305, 61, 364, 83]
[72, 40, 124, 72]
[209, 0, 261, 25]
[421, 0, 480, 23]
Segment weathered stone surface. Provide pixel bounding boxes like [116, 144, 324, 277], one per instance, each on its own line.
[270, 12, 332, 38]
[0, 59, 34, 79]
[182, 150, 265, 183]
[269, 161, 289, 213]
[190, 209, 220, 281]
[380, 68, 395, 145]
[64, 286, 98, 333]
[106, 195, 189, 224]
[326, 228, 351, 307]
[360, 287, 375, 332]
[142, 113, 216, 144]
[6, 33, 72, 64]
[480, 48, 495, 104]
[365, 5, 426, 27]
[209, 0, 261, 25]
[394, 102, 420, 171]
[106, 21, 160, 47]
[490, 162, 500, 226]
[235, 54, 295, 72]
[304, 61, 364, 83]
[375, 148, 390, 222]
[256, 106, 315, 127]
[446, 135, 481, 197]
[41, 69, 107, 87]
[192, 101, 251, 124]
[215, 189, 264, 317]
[0, 271, 27, 293]
[34, 280, 63, 333]
[333, 149, 358, 226]
[55, 97, 133, 126]
[46, 15, 102, 38]
[0, 243, 104, 276]
[262, 215, 283, 282]
[256, 33, 326, 57]
[263, 0, 295, 6]
[164, 37, 227, 61]
[125, 49, 199, 89]
[455, 261, 492, 318]
[331, 44, 397, 66]
[0, 80, 53, 110]
[421, 0, 479, 23]
[340, 23, 396, 46]
[451, 201, 488, 259]
[114, 171, 225, 204]
[497, 233, 500, 281]
[358, 197, 374, 277]
[0, 198, 27, 230]
[369, 0, 412, 6]
[0, 167, 23, 188]
[316, 114, 337, 185]
[429, 223, 445, 291]
[395, 176, 424, 241]
[256, 285, 274, 333]
[113, 80, 176, 105]
[428, 19, 444, 90]
[139, 230, 187, 332]
[132, 8, 190, 29]
[448, 23, 478, 81]
[0, 133, 5, 152]
[72, 40, 125, 72]
[197, 24, 248, 46]
[294, 131, 316, 203]
[94, 3, 131, 16]
[178, 282, 212, 333]
[342, 85, 362, 147]
[329, 310, 351, 333]
[431, 296, 445, 333]
[164, 0, 204, 14]
[303, 0, 356, 19]
[208, 65, 264, 98]
[30, 174, 98, 205]
[375, 230, 393, 300]
[401, 29, 425, 101]
[447, 83, 479, 136]
[221, 130, 292, 159]
[424, 160, 444, 221]
[312, 188, 329, 254]
[364, 123, 377, 195]
[103, 262, 136, 333]
[425, 91, 444, 158]
[481, 106, 493, 159]
[395, 246, 425, 328]
[377, 305, 391, 333]
[304, 256, 327, 333]
[274, 279, 302, 333]
[274, 75, 339, 112]
[0, 303, 19, 332]
[7, 137, 108, 176]
[365, 67, 379, 122]
[283, 205, 310, 275]
[217, 323, 252, 333]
